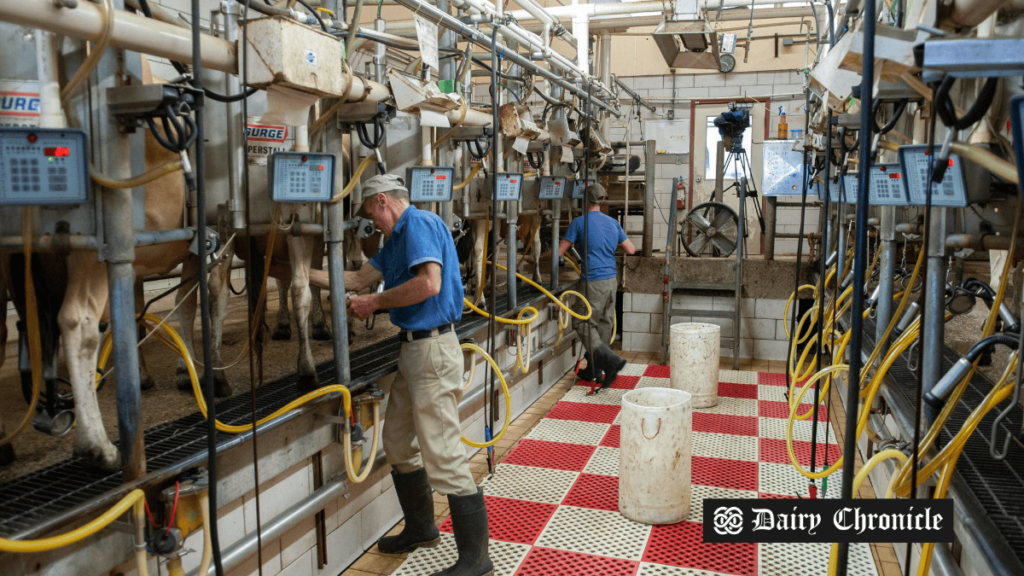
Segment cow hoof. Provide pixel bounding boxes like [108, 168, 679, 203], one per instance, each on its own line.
[141, 375, 156, 391]
[176, 369, 194, 392]
[214, 374, 233, 398]
[272, 324, 292, 341]
[0, 443, 15, 467]
[312, 323, 333, 341]
[75, 442, 120, 472]
[296, 372, 320, 392]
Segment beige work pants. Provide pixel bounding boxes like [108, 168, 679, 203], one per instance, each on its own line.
[382, 330, 478, 496]
[573, 277, 616, 354]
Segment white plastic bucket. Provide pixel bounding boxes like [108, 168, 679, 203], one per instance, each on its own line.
[670, 322, 720, 408]
[618, 387, 692, 525]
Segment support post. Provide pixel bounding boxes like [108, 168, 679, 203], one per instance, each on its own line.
[764, 196, 777, 261]
[223, 1, 245, 231]
[438, 0, 456, 229]
[875, 206, 897, 357]
[922, 208, 948, 411]
[642, 139, 655, 256]
[99, 1, 145, 481]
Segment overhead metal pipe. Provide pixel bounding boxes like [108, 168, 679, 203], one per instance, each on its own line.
[388, 0, 621, 116]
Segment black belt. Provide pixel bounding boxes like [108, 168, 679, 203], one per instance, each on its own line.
[399, 323, 454, 342]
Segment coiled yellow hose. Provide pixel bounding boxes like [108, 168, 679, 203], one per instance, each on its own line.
[459, 342, 511, 449]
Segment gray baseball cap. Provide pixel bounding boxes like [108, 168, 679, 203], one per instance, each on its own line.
[586, 183, 608, 204]
[358, 174, 407, 215]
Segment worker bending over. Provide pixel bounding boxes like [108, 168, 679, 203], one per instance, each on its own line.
[559, 183, 636, 388]
[309, 174, 492, 576]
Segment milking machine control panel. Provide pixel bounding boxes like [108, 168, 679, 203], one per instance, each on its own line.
[494, 173, 524, 202]
[866, 164, 908, 206]
[538, 175, 567, 199]
[268, 151, 336, 202]
[898, 145, 968, 207]
[828, 174, 858, 204]
[0, 128, 89, 206]
[571, 177, 596, 200]
[407, 166, 455, 202]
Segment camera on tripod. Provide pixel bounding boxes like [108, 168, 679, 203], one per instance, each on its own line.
[713, 105, 750, 140]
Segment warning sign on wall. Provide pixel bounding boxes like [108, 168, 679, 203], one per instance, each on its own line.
[0, 80, 40, 128]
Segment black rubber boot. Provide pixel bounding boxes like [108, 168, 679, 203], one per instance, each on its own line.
[576, 352, 601, 382]
[594, 343, 627, 389]
[377, 469, 441, 555]
[431, 488, 494, 576]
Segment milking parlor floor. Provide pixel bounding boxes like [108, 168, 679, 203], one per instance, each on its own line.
[340, 352, 904, 576]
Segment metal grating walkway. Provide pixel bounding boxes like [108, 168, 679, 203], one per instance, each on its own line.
[859, 317, 1024, 574]
[0, 285, 560, 539]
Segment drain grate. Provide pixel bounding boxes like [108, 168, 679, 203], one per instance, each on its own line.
[857, 317, 1024, 572]
[0, 286, 559, 538]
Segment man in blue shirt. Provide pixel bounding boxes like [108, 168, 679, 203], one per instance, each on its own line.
[559, 183, 636, 389]
[310, 174, 492, 576]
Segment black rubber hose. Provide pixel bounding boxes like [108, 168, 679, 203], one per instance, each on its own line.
[191, 1, 226, 574]
[872, 99, 908, 136]
[826, 1, 835, 48]
[935, 76, 1000, 131]
[486, 22, 501, 475]
[137, 0, 258, 103]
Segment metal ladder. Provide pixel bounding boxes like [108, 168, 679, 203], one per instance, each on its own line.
[659, 177, 745, 368]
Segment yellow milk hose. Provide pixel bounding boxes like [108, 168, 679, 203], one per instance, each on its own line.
[0, 488, 148, 576]
[459, 342, 511, 449]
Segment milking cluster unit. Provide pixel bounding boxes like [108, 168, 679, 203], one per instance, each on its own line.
[776, 1, 1024, 574]
[0, 0, 652, 573]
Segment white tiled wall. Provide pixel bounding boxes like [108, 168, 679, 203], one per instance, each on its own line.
[620, 292, 797, 361]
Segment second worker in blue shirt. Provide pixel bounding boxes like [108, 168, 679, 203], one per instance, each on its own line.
[559, 183, 636, 388]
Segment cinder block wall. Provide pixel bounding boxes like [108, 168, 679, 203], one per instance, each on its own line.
[620, 292, 796, 361]
[610, 71, 821, 257]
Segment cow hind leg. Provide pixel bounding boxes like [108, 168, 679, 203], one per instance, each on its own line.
[272, 278, 292, 341]
[60, 254, 119, 471]
[287, 235, 319, 391]
[134, 279, 156, 391]
[175, 255, 200, 392]
[207, 241, 236, 398]
[530, 225, 543, 284]
[310, 234, 332, 341]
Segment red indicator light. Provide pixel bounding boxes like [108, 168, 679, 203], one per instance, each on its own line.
[301, 155, 308, 162]
[43, 147, 70, 157]
[889, 173, 901, 179]
[880, 166, 887, 172]
[436, 175, 447, 180]
[949, 158, 954, 167]
[318, 165, 324, 171]
[27, 134, 36, 143]
[510, 179, 517, 184]
[555, 181, 562, 185]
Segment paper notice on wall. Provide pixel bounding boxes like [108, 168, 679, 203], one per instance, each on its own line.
[414, 16, 440, 73]
[512, 137, 529, 154]
[561, 146, 574, 163]
[420, 109, 451, 128]
[0, 80, 40, 127]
